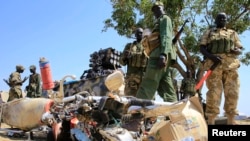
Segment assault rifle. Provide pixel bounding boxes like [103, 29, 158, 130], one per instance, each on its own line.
[172, 19, 190, 44]
[142, 19, 190, 57]
[3, 79, 11, 87]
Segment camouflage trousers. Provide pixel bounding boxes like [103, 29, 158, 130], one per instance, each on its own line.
[8, 86, 22, 102]
[205, 68, 240, 118]
[136, 58, 177, 102]
[26, 85, 39, 98]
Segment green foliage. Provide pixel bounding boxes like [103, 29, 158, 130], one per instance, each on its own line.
[211, 0, 250, 34]
[182, 34, 199, 53]
[102, 0, 250, 101]
[103, 0, 138, 37]
[240, 52, 250, 66]
[103, 0, 250, 66]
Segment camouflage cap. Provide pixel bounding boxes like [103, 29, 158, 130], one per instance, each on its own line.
[151, 1, 164, 11]
[29, 65, 36, 70]
[16, 65, 25, 70]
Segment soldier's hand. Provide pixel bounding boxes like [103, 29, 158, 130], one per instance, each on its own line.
[124, 50, 131, 59]
[231, 48, 242, 55]
[158, 55, 167, 69]
[122, 50, 130, 63]
[23, 76, 29, 83]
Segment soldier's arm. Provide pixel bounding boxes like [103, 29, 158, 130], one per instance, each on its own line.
[159, 15, 173, 56]
[22, 76, 28, 83]
[36, 74, 42, 95]
[233, 30, 243, 49]
[229, 31, 243, 55]
[119, 43, 132, 65]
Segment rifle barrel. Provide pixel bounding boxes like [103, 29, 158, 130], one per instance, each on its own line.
[172, 19, 189, 44]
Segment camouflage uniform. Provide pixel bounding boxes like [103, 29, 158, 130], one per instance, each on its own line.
[26, 65, 42, 98]
[8, 65, 25, 101]
[136, 3, 177, 102]
[200, 27, 242, 122]
[119, 41, 148, 96]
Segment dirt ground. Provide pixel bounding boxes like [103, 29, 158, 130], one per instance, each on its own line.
[0, 123, 47, 141]
[1, 119, 250, 141]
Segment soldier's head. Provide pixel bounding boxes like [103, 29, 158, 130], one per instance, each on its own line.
[16, 65, 25, 73]
[29, 65, 36, 73]
[151, 1, 165, 18]
[215, 12, 227, 28]
[135, 28, 143, 42]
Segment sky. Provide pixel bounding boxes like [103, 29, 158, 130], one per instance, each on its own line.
[0, 1, 249, 116]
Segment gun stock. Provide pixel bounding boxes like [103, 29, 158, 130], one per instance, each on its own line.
[195, 62, 219, 90]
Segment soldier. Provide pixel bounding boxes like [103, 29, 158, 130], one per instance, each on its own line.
[7, 65, 28, 102]
[119, 28, 148, 96]
[199, 12, 243, 125]
[26, 65, 42, 98]
[136, 1, 177, 102]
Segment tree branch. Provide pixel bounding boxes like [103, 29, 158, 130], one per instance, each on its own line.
[228, 8, 249, 28]
[172, 62, 187, 78]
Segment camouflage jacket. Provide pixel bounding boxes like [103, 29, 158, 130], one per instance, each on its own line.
[119, 41, 148, 74]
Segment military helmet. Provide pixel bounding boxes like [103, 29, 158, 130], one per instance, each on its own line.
[151, 1, 164, 11]
[29, 65, 36, 70]
[16, 65, 25, 71]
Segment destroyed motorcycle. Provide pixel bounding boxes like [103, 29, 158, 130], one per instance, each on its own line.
[47, 92, 176, 141]
[46, 71, 207, 141]
[0, 90, 207, 141]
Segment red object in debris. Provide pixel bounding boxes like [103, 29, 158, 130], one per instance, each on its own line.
[70, 117, 79, 128]
[44, 100, 54, 112]
[39, 57, 54, 90]
[195, 70, 212, 90]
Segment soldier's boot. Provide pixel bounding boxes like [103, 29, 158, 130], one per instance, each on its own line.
[227, 115, 236, 125]
[207, 116, 216, 125]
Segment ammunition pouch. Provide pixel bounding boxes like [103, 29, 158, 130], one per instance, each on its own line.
[207, 38, 234, 54]
[129, 52, 148, 68]
[142, 32, 160, 56]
